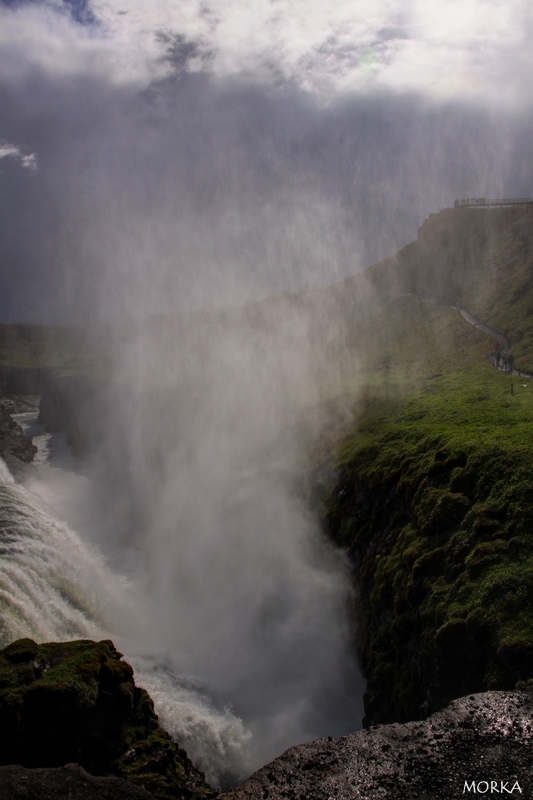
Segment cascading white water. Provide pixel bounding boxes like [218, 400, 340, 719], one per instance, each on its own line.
[0, 451, 252, 787]
[0, 456, 128, 644]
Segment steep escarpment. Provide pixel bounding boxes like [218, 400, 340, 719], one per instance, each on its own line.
[0, 638, 215, 800]
[324, 423, 533, 725]
[318, 205, 533, 727]
[0, 321, 111, 466]
[0, 366, 50, 395]
[363, 204, 533, 307]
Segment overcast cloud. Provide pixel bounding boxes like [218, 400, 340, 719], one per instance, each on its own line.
[3, 0, 530, 101]
[0, 142, 37, 170]
[0, 0, 532, 321]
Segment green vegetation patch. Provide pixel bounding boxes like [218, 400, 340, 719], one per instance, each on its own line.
[322, 359, 533, 726]
[0, 638, 214, 799]
[313, 205, 533, 727]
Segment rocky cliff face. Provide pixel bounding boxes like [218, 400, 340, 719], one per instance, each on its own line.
[0, 365, 53, 474]
[0, 366, 51, 396]
[315, 204, 533, 727]
[0, 403, 37, 472]
[221, 691, 532, 800]
[363, 204, 533, 307]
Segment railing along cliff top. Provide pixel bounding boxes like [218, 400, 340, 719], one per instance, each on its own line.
[454, 197, 533, 208]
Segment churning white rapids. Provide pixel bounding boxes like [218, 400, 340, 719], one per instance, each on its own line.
[0, 415, 363, 789]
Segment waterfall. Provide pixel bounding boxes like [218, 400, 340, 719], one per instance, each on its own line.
[1, 398, 363, 788]
[0, 454, 251, 787]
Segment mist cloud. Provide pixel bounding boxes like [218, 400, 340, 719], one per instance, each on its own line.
[1, 68, 533, 322]
[0, 0, 532, 324]
[0, 141, 37, 170]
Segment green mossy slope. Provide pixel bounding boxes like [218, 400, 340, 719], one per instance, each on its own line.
[321, 205, 533, 727]
[324, 377, 533, 724]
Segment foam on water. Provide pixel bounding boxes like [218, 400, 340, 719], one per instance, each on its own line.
[0, 461, 128, 643]
[14, 411, 75, 470]
[133, 656, 252, 786]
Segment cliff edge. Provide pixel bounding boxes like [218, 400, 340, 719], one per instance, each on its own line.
[221, 691, 532, 799]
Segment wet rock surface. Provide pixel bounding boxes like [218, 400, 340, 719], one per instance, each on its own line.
[221, 691, 532, 799]
[0, 763, 156, 800]
[0, 402, 37, 467]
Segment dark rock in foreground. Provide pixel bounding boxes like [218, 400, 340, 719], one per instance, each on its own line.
[0, 763, 156, 799]
[0, 638, 215, 800]
[221, 691, 532, 799]
[0, 404, 37, 466]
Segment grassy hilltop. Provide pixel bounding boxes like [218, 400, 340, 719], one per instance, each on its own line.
[320, 203, 533, 725]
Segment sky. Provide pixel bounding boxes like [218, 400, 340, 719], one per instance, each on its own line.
[1, 0, 533, 322]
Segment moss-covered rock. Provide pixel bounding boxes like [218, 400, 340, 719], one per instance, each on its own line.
[323, 428, 533, 727]
[0, 638, 216, 800]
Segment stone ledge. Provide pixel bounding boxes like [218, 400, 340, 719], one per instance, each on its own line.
[221, 691, 533, 799]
